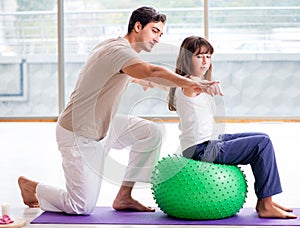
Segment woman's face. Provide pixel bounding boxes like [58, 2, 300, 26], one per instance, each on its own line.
[191, 47, 211, 77]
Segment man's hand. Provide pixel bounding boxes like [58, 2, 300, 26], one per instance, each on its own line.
[188, 79, 224, 96]
[131, 78, 169, 91]
[131, 78, 154, 91]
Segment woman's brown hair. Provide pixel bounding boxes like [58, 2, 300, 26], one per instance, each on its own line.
[168, 36, 214, 111]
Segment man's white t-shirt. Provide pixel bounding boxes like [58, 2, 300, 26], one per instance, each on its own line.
[58, 37, 142, 140]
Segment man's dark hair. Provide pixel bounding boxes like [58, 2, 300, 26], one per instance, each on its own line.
[127, 6, 166, 34]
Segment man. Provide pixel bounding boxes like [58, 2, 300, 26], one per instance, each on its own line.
[18, 6, 220, 215]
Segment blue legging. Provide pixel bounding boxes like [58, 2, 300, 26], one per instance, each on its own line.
[183, 132, 282, 200]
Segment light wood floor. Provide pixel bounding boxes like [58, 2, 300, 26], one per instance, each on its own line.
[1, 121, 299, 227]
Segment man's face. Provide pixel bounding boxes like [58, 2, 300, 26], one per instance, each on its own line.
[135, 21, 164, 52]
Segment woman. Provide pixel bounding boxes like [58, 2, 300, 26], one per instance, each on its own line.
[167, 35, 297, 219]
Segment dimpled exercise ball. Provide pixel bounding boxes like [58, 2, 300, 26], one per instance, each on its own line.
[151, 155, 247, 220]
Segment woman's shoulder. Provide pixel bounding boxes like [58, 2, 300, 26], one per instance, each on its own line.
[176, 87, 206, 99]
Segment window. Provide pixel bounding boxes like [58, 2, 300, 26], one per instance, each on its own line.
[0, 0, 58, 118]
[0, 0, 299, 119]
[209, 1, 300, 53]
[209, 0, 300, 118]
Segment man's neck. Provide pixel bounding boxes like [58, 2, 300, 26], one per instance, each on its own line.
[124, 34, 141, 53]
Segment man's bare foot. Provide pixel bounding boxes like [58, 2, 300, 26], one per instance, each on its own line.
[112, 197, 155, 212]
[18, 176, 40, 208]
[112, 183, 154, 212]
[256, 198, 297, 219]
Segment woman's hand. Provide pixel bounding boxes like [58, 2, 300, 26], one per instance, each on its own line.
[205, 82, 224, 96]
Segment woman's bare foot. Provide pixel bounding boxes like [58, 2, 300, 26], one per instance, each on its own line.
[256, 200, 293, 212]
[112, 182, 154, 212]
[18, 176, 40, 208]
[256, 198, 297, 219]
[272, 202, 293, 212]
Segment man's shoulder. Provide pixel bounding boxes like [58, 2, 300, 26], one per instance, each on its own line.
[98, 37, 129, 48]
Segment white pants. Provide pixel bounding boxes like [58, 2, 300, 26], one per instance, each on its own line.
[36, 115, 162, 214]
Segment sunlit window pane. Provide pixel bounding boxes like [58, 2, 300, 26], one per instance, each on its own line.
[1, 0, 299, 119]
[0, 0, 58, 117]
[209, 0, 300, 118]
[209, 1, 300, 53]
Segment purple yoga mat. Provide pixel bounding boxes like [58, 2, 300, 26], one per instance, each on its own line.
[31, 207, 300, 226]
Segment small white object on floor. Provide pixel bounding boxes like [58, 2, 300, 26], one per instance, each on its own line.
[1, 203, 10, 216]
[1, 204, 26, 228]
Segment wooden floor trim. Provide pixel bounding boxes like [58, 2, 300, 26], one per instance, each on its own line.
[1, 116, 300, 123]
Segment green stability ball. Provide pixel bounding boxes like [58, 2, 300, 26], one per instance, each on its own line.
[151, 155, 248, 220]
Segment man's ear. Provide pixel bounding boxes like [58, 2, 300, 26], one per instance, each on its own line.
[133, 22, 142, 32]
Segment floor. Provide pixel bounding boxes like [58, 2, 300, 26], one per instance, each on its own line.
[1, 121, 300, 228]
